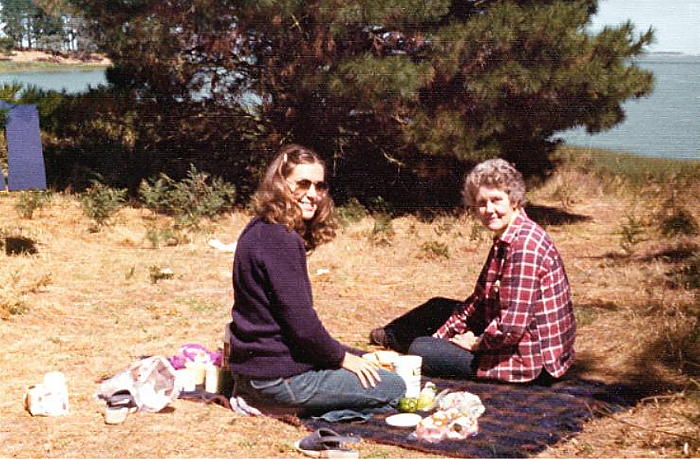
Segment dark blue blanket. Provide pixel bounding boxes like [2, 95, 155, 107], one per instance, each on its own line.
[301, 377, 636, 458]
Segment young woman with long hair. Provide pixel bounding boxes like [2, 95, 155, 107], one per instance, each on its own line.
[229, 144, 405, 415]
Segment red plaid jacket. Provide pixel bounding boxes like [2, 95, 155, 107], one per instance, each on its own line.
[434, 211, 576, 382]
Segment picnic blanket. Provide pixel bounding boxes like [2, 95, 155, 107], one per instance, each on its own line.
[300, 376, 637, 458]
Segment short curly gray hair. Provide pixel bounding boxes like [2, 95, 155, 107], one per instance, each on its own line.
[462, 158, 527, 209]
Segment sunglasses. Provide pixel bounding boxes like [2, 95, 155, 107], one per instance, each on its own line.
[287, 179, 329, 195]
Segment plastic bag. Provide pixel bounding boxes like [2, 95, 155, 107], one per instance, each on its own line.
[24, 371, 70, 416]
[96, 356, 180, 413]
[438, 391, 485, 418]
[413, 391, 484, 443]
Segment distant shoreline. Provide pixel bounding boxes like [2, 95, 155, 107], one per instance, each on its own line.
[0, 50, 111, 73]
[647, 51, 696, 57]
[1, 49, 111, 65]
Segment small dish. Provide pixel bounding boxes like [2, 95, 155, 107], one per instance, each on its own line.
[385, 412, 422, 428]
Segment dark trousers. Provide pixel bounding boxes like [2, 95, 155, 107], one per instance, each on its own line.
[408, 336, 477, 379]
[380, 297, 462, 353]
[378, 297, 559, 385]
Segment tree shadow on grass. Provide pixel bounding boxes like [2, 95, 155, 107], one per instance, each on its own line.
[367, 200, 596, 225]
[571, 308, 699, 406]
[4, 236, 38, 255]
[525, 204, 592, 226]
[618, 328, 700, 395]
[590, 241, 698, 266]
[639, 242, 699, 263]
[566, 349, 691, 407]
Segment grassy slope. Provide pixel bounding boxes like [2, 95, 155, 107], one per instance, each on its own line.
[0, 148, 698, 457]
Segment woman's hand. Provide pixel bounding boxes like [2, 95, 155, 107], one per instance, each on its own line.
[341, 352, 381, 388]
[450, 331, 480, 351]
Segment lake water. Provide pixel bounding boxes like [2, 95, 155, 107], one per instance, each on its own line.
[557, 54, 700, 160]
[1, 55, 698, 160]
[0, 69, 107, 94]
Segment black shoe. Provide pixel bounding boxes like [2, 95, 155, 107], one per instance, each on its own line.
[369, 327, 389, 348]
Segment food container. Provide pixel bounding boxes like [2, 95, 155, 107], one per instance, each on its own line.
[393, 355, 422, 398]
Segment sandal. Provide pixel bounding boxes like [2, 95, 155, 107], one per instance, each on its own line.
[294, 428, 360, 458]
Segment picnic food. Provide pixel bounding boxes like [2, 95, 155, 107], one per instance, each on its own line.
[361, 350, 399, 370]
[414, 407, 479, 443]
[413, 391, 485, 443]
[415, 382, 437, 411]
[438, 391, 485, 418]
[398, 396, 418, 413]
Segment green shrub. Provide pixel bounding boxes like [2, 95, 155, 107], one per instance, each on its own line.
[0, 37, 14, 53]
[574, 307, 596, 328]
[555, 146, 700, 191]
[420, 240, 450, 259]
[336, 198, 367, 227]
[469, 219, 487, 243]
[368, 196, 395, 217]
[660, 207, 699, 237]
[149, 265, 174, 284]
[551, 183, 574, 209]
[138, 174, 171, 214]
[617, 215, 647, 255]
[433, 218, 456, 237]
[15, 191, 52, 219]
[0, 268, 51, 319]
[369, 213, 395, 246]
[145, 225, 181, 249]
[80, 180, 127, 229]
[139, 165, 236, 229]
[0, 296, 28, 319]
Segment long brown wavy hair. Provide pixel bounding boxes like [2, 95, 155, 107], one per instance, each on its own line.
[253, 144, 337, 250]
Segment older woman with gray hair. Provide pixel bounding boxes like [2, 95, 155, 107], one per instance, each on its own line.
[370, 158, 576, 384]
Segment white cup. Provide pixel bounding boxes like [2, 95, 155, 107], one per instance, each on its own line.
[175, 368, 196, 392]
[204, 365, 219, 393]
[393, 355, 422, 398]
[185, 362, 206, 385]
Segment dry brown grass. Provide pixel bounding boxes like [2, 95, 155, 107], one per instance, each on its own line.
[0, 166, 698, 457]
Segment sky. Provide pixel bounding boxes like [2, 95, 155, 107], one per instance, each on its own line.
[590, 0, 700, 55]
[0, 1, 698, 55]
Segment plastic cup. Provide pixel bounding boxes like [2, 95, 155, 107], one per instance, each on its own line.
[175, 368, 196, 392]
[204, 365, 219, 393]
[185, 362, 206, 385]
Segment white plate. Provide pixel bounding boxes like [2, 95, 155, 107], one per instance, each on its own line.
[385, 413, 422, 428]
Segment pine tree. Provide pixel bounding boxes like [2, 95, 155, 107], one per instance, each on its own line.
[67, 0, 653, 202]
[0, 0, 37, 48]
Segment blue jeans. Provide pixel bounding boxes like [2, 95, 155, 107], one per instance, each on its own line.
[408, 336, 478, 379]
[233, 368, 406, 417]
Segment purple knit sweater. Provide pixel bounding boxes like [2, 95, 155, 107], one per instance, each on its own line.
[230, 217, 345, 378]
